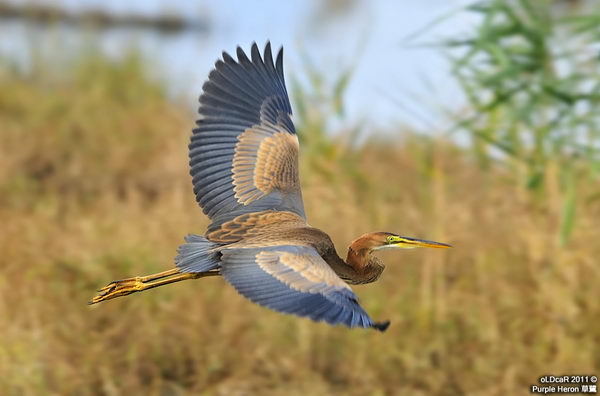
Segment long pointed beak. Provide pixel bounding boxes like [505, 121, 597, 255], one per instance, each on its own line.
[391, 236, 452, 249]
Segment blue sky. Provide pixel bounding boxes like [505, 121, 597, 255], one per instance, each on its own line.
[1, 0, 476, 131]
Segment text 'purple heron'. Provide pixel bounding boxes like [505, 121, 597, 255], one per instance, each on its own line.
[90, 42, 451, 331]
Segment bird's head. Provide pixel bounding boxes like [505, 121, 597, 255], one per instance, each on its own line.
[350, 232, 451, 254]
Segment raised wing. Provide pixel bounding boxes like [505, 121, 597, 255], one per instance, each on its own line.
[220, 245, 389, 331]
[190, 42, 305, 229]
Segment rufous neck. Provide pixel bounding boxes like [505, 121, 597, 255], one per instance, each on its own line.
[346, 246, 370, 270]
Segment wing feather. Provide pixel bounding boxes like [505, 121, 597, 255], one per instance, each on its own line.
[190, 42, 304, 229]
[220, 245, 384, 330]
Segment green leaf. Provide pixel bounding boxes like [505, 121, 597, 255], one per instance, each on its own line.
[527, 170, 544, 190]
[333, 68, 352, 116]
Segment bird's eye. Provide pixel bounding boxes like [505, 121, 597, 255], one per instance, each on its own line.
[386, 236, 395, 243]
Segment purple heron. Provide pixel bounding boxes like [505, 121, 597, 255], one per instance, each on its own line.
[90, 43, 451, 331]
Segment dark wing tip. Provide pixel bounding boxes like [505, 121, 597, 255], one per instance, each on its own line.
[220, 42, 278, 70]
[372, 320, 391, 332]
[222, 50, 236, 65]
[236, 46, 251, 64]
[263, 42, 275, 71]
[250, 42, 264, 65]
[275, 46, 284, 77]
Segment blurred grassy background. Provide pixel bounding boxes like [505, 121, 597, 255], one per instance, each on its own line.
[1, 0, 600, 395]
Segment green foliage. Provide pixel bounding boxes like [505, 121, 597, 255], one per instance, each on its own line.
[446, 0, 600, 243]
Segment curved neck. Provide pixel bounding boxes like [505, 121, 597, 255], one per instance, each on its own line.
[345, 247, 384, 284]
[322, 235, 386, 285]
[342, 235, 386, 284]
[346, 233, 381, 270]
[346, 245, 370, 270]
[317, 247, 382, 286]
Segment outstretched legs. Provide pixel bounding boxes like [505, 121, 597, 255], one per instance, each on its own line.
[89, 268, 220, 304]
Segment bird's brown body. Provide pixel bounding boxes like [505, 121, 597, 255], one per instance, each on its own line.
[90, 43, 450, 331]
[207, 209, 385, 285]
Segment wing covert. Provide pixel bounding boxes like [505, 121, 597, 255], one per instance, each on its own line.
[190, 42, 305, 229]
[220, 245, 386, 330]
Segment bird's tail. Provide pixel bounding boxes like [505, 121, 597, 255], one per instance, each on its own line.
[175, 234, 221, 273]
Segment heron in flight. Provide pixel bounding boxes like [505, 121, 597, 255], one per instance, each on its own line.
[90, 43, 450, 331]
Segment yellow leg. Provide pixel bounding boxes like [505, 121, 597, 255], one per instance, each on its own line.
[89, 269, 220, 304]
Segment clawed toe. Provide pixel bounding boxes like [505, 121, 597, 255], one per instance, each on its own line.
[89, 278, 143, 304]
[96, 283, 115, 293]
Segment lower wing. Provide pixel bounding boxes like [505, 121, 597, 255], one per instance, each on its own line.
[220, 244, 389, 331]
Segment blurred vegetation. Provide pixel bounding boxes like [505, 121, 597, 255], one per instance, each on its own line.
[446, 0, 600, 244]
[1, 1, 600, 394]
[290, 52, 371, 204]
[0, 0, 207, 33]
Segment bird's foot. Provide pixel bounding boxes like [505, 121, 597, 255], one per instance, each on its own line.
[90, 277, 145, 304]
[89, 269, 219, 305]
